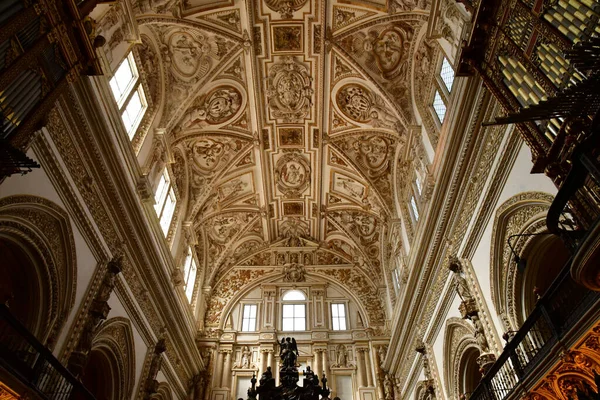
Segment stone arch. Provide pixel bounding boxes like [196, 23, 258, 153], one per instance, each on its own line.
[207, 268, 382, 332]
[0, 195, 77, 347]
[443, 318, 480, 400]
[84, 317, 136, 400]
[152, 382, 173, 400]
[490, 191, 555, 331]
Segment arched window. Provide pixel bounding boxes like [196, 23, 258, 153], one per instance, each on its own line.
[281, 290, 306, 331]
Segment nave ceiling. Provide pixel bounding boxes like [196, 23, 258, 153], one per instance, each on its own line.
[97, 0, 466, 331]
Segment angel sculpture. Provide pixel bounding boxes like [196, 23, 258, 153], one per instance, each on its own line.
[279, 337, 299, 369]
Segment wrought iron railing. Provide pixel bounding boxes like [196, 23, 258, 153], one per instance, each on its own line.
[468, 258, 600, 400]
[0, 304, 96, 399]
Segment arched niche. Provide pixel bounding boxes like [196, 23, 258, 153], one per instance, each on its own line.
[490, 192, 556, 331]
[152, 382, 174, 400]
[216, 272, 375, 333]
[443, 318, 480, 400]
[517, 232, 570, 325]
[78, 317, 136, 400]
[0, 195, 77, 347]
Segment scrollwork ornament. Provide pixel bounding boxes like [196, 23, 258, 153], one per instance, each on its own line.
[267, 57, 313, 122]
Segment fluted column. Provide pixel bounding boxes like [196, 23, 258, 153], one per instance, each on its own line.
[259, 350, 267, 378]
[214, 350, 225, 388]
[365, 348, 374, 387]
[321, 348, 329, 380]
[356, 348, 367, 387]
[222, 350, 232, 388]
[267, 350, 274, 372]
[314, 349, 322, 377]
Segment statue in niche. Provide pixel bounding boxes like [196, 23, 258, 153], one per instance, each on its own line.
[377, 345, 387, 368]
[384, 374, 394, 400]
[334, 344, 348, 367]
[283, 263, 306, 282]
[240, 346, 252, 368]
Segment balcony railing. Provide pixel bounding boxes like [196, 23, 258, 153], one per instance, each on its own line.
[0, 304, 96, 399]
[469, 255, 600, 399]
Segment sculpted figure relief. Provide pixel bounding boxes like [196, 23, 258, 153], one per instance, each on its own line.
[334, 344, 349, 367]
[240, 345, 252, 368]
[335, 84, 402, 131]
[283, 263, 306, 282]
[275, 153, 311, 197]
[178, 87, 242, 130]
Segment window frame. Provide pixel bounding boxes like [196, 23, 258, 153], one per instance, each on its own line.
[241, 304, 258, 332]
[154, 168, 177, 236]
[182, 247, 198, 303]
[409, 194, 420, 223]
[109, 52, 148, 139]
[330, 302, 348, 331]
[280, 289, 308, 332]
[430, 56, 455, 126]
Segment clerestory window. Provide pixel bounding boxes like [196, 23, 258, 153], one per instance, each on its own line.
[109, 52, 148, 139]
[282, 290, 306, 331]
[154, 168, 177, 236]
[182, 247, 197, 303]
[242, 304, 258, 332]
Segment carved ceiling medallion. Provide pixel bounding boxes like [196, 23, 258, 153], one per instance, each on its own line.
[335, 84, 401, 130]
[167, 31, 210, 78]
[191, 139, 233, 172]
[267, 57, 313, 123]
[371, 28, 404, 74]
[275, 152, 311, 197]
[264, 0, 309, 18]
[178, 86, 243, 130]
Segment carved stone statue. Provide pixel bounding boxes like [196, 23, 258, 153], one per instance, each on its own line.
[334, 344, 348, 367]
[384, 374, 394, 400]
[377, 345, 387, 368]
[470, 314, 490, 353]
[283, 263, 306, 282]
[448, 257, 473, 302]
[240, 346, 252, 368]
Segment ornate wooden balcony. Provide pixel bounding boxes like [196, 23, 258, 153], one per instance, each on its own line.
[0, 304, 96, 399]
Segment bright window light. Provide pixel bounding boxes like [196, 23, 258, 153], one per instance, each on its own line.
[415, 174, 423, 196]
[154, 169, 177, 236]
[159, 188, 176, 235]
[154, 170, 169, 214]
[440, 58, 455, 92]
[121, 88, 147, 138]
[183, 248, 197, 302]
[109, 54, 136, 106]
[331, 303, 347, 330]
[242, 304, 257, 332]
[282, 290, 306, 301]
[433, 91, 447, 123]
[282, 304, 306, 331]
[410, 196, 419, 221]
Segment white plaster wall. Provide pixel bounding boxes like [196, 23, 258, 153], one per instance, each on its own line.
[0, 148, 98, 355]
[108, 290, 151, 400]
[469, 142, 557, 337]
[432, 293, 463, 400]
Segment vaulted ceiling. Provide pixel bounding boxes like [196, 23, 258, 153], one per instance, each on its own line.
[121, 0, 448, 331]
